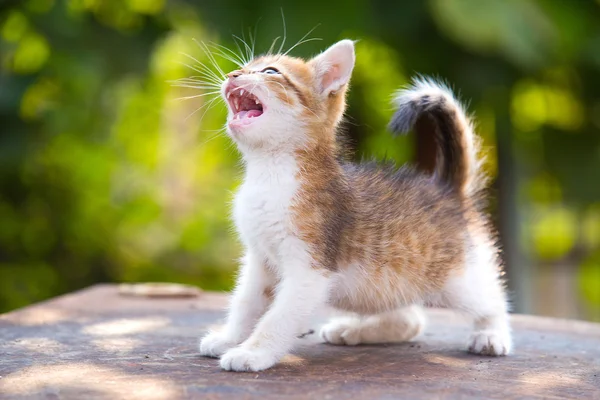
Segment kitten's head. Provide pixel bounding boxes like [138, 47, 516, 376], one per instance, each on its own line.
[222, 39, 355, 151]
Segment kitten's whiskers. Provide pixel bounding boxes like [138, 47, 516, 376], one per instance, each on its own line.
[283, 24, 323, 57]
[232, 34, 253, 65]
[195, 40, 228, 80]
[267, 36, 281, 55]
[207, 42, 246, 68]
[277, 8, 287, 55]
[185, 94, 221, 122]
[173, 91, 222, 101]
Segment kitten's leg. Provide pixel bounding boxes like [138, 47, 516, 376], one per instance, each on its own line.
[442, 243, 512, 356]
[320, 305, 425, 346]
[199, 251, 274, 358]
[220, 252, 330, 372]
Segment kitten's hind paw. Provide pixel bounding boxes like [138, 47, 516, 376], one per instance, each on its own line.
[467, 330, 512, 356]
[320, 317, 362, 346]
[321, 307, 425, 346]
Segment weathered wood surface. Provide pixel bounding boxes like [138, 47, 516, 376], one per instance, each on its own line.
[1, 285, 599, 399]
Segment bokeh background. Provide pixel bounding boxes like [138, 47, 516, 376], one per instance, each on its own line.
[1, 0, 599, 320]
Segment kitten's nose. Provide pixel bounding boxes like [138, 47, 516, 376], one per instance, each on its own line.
[227, 71, 242, 79]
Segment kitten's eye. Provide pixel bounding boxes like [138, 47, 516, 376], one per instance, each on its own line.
[261, 67, 280, 75]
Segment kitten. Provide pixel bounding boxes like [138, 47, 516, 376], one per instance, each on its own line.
[199, 39, 512, 372]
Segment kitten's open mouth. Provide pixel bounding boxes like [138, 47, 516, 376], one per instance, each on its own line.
[226, 87, 264, 124]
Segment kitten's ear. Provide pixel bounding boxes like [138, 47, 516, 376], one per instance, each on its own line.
[311, 39, 356, 95]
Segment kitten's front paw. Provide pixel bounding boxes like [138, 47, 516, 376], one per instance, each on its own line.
[320, 317, 361, 346]
[220, 346, 279, 372]
[467, 330, 512, 356]
[199, 332, 237, 358]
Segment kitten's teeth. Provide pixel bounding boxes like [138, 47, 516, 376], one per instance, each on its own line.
[226, 92, 231, 99]
[255, 99, 259, 104]
[240, 89, 245, 96]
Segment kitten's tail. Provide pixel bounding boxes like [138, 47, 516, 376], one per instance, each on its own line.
[388, 77, 486, 199]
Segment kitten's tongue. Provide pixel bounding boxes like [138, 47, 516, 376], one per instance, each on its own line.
[241, 109, 262, 118]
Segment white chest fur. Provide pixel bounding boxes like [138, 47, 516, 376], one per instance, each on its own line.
[232, 153, 300, 263]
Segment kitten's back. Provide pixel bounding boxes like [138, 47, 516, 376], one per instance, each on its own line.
[339, 162, 467, 289]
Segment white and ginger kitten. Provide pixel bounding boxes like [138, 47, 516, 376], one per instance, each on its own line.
[198, 39, 512, 372]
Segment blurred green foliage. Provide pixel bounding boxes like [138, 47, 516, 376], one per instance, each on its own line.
[0, 0, 599, 320]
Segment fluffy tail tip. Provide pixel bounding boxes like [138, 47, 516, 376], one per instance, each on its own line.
[388, 78, 457, 135]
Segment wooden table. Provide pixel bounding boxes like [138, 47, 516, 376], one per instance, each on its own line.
[1, 285, 599, 399]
